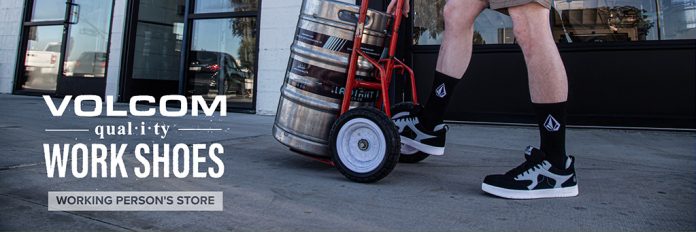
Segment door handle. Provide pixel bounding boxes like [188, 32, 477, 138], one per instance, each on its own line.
[66, 3, 80, 24]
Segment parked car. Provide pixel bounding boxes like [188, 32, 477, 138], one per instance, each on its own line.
[71, 52, 107, 77]
[187, 50, 251, 96]
[23, 42, 61, 90]
[25, 42, 61, 75]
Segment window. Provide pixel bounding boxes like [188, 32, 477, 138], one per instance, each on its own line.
[186, 18, 257, 107]
[131, 0, 186, 80]
[193, 0, 257, 13]
[552, 0, 659, 42]
[22, 26, 63, 91]
[660, 0, 696, 40]
[412, 0, 695, 45]
[30, 0, 65, 21]
[413, 0, 515, 45]
[185, 0, 259, 109]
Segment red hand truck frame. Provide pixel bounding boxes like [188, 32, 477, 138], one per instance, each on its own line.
[328, 0, 426, 183]
[341, 0, 418, 115]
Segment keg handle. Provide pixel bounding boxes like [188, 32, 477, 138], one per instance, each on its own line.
[338, 10, 371, 26]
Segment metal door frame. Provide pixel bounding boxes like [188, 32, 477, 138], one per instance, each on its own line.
[13, 0, 115, 96]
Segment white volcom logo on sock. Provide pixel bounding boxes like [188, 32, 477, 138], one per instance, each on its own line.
[544, 115, 560, 132]
[435, 83, 447, 98]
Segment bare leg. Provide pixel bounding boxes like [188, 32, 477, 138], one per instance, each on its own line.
[411, 0, 488, 131]
[509, 3, 569, 167]
[435, 0, 487, 78]
[508, 3, 568, 103]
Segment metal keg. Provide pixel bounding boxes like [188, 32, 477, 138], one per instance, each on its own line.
[273, 0, 391, 157]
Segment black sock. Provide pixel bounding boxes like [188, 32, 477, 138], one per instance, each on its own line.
[419, 71, 460, 130]
[533, 102, 568, 168]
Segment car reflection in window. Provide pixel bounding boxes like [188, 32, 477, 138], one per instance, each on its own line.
[188, 50, 252, 97]
[69, 52, 108, 78]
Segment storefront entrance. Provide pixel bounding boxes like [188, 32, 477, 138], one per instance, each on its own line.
[15, 0, 114, 96]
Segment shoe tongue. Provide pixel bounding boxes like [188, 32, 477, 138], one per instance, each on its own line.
[524, 146, 546, 163]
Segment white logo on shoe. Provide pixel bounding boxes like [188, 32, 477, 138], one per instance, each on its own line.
[435, 83, 447, 98]
[544, 115, 560, 132]
[514, 161, 573, 190]
[393, 116, 435, 141]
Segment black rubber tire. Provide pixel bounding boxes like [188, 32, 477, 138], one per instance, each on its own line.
[330, 107, 401, 183]
[391, 102, 430, 163]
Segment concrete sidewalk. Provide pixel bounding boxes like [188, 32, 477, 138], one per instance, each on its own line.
[0, 94, 694, 231]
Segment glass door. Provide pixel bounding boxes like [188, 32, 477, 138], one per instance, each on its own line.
[16, 0, 113, 95]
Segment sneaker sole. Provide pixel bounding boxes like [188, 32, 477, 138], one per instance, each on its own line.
[400, 143, 419, 155]
[400, 136, 444, 155]
[481, 183, 579, 199]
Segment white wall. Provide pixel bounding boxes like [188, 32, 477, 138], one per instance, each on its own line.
[255, 0, 354, 115]
[104, 0, 128, 101]
[0, 0, 24, 94]
[255, 0, 303, 115]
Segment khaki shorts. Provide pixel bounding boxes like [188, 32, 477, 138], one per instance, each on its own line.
[487, 0, 551, 13]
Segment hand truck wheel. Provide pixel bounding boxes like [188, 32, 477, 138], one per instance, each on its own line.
[329, 107, 400, 183]
[391, 102, 430, 163]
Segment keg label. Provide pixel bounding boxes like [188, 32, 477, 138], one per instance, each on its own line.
[296, 29, 382, 58]
[287, 59, 378, 102]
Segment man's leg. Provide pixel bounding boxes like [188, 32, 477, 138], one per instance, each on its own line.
[481, 2, 577, 199]
[393, 0, 486, 155]
[420, 0, 487, 130]
[436, 0, 487, 78]
[508, 3, 568, 167]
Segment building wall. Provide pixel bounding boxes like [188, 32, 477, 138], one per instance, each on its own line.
[0, 0, 24, 94]
[255, 0, 354, 115]
[105, 0, 128, 101]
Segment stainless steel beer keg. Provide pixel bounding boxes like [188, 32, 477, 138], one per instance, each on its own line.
[273, 0, 391, 157]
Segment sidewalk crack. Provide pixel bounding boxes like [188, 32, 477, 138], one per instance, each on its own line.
[0, 163, 43, 171]
[0, 193, 137, 231]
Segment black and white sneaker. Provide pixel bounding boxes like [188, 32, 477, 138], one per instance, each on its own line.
[481, 146, 578, 199]
[392, 111, 447, 155]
